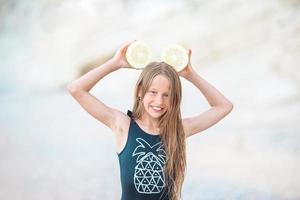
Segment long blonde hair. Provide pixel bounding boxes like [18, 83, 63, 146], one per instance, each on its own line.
[132, 61, 187, 200]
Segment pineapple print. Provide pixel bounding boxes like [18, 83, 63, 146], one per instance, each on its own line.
[132, 138, 166, 194]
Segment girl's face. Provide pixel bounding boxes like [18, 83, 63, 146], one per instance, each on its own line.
[141, 75, 171, 120]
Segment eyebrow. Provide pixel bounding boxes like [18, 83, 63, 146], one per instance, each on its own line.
[149, 88, 170, 94]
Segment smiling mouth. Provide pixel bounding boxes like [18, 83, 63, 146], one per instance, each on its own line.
[150, 105, 163, 111]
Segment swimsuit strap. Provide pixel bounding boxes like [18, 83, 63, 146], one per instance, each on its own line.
[127, 110, 133, 118]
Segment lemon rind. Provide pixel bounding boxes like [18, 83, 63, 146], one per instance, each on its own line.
[126, 41, 151, 69]
[161, 44, 189, 72]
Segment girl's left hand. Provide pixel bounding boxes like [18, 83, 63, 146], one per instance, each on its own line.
[178, 49, 196, 79]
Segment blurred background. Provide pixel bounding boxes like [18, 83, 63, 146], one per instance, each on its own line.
[1, 0, 300, 199]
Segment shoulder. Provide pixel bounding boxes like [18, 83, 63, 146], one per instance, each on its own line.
[182, 118, 190, 139]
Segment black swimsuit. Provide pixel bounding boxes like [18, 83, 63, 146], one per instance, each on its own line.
[117, 110, 169, 200]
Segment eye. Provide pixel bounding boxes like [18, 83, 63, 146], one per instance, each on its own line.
[149, 90, 157, 94]
[163, 94, 169, 97]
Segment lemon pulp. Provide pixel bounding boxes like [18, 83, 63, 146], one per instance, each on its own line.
[161, 44, 188, 72]
[126, 41, 151, 69]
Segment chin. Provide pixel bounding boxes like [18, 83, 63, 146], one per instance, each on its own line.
[148, 110, 167, 119]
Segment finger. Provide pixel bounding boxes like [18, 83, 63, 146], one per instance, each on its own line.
[129, 39, 137, 44]
[122, 40, 136, 49]
[121, 40, 136, 53]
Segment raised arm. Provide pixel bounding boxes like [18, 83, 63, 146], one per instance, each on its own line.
[67, 41, 135, 132]
[179, 49, 234, 138]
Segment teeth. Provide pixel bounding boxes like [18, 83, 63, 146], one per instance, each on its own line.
[152, 106, 162, 111]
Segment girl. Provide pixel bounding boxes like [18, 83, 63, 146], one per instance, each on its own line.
[68, 41, 233, 200]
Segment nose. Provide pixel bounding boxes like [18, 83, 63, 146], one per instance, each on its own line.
[155, 95, 164, 105]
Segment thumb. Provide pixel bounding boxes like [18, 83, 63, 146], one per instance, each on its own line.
[188, 49, 192, 57]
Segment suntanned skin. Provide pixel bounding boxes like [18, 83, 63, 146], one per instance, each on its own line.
[68, 41, 233, 153]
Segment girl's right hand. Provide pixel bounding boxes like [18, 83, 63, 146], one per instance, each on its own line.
[111, 40, 137, 69]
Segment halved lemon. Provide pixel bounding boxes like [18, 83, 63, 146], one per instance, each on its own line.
[125, 41, 151, 69]
[161, 44, 189, 72]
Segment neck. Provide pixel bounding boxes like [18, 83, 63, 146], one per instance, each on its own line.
[138, 115, 160, 133]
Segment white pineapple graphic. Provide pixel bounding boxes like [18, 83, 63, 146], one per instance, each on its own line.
[132, 138, 166, 194]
